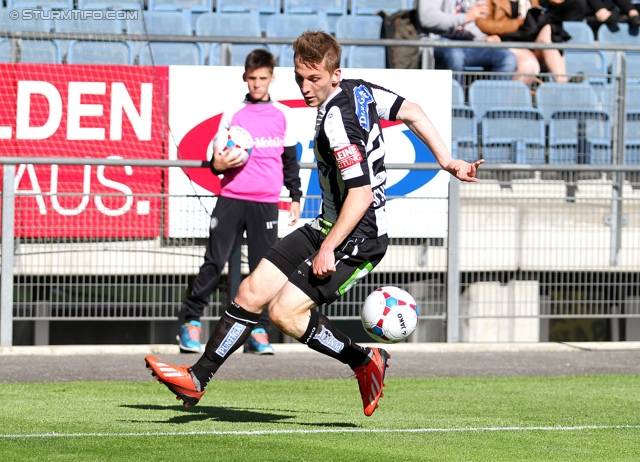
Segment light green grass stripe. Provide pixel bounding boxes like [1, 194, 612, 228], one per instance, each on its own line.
[3, 425, 640, 439]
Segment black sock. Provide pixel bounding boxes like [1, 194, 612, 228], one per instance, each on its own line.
[190, 301, 260, 389]
[297, 309, 371, 369]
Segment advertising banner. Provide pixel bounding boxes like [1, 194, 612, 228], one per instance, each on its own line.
[0, 64, 167, 238]
[167, 66, 452, 238]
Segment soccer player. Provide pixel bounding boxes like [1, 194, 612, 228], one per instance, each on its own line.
[176, 49, 302, 355]
[146, 31, 483, 416]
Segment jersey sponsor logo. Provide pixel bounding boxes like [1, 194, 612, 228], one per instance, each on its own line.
[253, 136, 284, 148]
[215, 323, 246, 357]
[354, 85, 374, 131]
[314, 326, 344, 354]
[334, 144, 363, 170]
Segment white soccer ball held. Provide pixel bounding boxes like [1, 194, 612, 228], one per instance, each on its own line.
[213, 125, 254, 166]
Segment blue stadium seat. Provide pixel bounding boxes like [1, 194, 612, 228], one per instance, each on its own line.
[549, 110, 611, 164]
[216, 0, 279, 32]
[537, 82, 610, 164]
[0, 39, 12, 62]
[279, 42, 343, 68]
[563, 21, 595, 44]
[20, 40, 59, 63]
[209, 43, 269, 66]
[334, 15, 382, 68]
[347, 45, 386, 68]
[284, 0, 346, 15]
[535, 82, 599, 121]
[596, 83, 617, 121]
[77, 0, 143, 9]
[278, 44, 295, 67]
[196, 12, 262, 65]
[147, 0, 212, 29]
[55, 16, 124, 61]
[147, 0, 212, 13]
[265, 13, 330, 57]
[597, 22, 639, 46]
[481, 109, 545, 164]
[452, 78, 465, 106]
[7, 0, 73, 9]
[283, 0, 347, 33]
[624, 84, 640, 164]
[126, 11, 193, 35]
[266, 13, 331, 37]
[217, 0, 279, 14]
[126, 11, 194, 66]
[54, 15, 124, 34]
[563, 19, 605, 83]
[67, 40, 133, 64]
[0, 7, 52, 32]
[597, 22, 640, 72]
[451, 79, 479, 162]
[195, 12, 261, 37]
[350, 0, 413, 15]
[564, 50, 607, 84]
[468, 80, 533, 119]
[139, 42, 202, 65]
[334, 14, 382, 39]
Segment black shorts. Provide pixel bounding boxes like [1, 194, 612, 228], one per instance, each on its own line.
[265, 224, 389, 306]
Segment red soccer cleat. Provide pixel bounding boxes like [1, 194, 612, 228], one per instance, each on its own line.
[353, 348, 390, 416]
[145, 355, 205, 408]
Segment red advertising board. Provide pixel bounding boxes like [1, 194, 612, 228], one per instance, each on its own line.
[0, 64, 167, 238]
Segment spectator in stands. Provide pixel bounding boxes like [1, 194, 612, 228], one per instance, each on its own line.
[417, 0, 518, 83]
[585, 0, 640, 27]
[476, 0, 573, 84]
[177, 49, 302, 356]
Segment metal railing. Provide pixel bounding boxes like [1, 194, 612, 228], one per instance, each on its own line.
[2, 159, 640, 346]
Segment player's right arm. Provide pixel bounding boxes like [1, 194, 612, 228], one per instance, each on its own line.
[396, 100, 484, 182]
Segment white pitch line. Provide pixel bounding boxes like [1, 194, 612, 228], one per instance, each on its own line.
[2, 425, 640, 439]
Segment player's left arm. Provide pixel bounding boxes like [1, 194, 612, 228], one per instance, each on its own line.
[313, 184, 372, 279]
[396, 100, 484, 183]
[281, 145, 302, 225]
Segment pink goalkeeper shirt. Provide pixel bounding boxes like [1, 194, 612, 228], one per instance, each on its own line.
[217, 98, 295, 203]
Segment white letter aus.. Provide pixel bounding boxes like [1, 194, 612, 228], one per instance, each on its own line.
[95, 156, 134, 217]
[50, 164, 91, 216]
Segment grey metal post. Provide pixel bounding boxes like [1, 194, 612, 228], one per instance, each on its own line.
[1, 165, 15, 346]
[446, 177, 460, 343]
[610, 52, 626, 267]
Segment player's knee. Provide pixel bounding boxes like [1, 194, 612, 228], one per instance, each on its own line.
[267, 301, 286, 330]
[235, 275, 261, 311]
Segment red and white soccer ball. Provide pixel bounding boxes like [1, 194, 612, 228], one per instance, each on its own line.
[213, 125, 254, 166]
[361, 286, 419, 343]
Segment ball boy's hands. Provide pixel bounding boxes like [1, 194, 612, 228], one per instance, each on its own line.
[211, 147, 246, 173]
[446, 159, 484, 182]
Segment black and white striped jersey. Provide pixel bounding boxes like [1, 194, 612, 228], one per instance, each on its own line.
[311, 78, 404, 239]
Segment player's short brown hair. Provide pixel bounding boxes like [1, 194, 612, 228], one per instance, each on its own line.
[245, 48, 277, 73]
[292, 30, 341, 74]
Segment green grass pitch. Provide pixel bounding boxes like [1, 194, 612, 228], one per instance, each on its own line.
[1, 375, 640, 461]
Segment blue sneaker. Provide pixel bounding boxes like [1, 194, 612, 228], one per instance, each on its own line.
[243, 327, 275, 355]
[177, 320, 202, 353]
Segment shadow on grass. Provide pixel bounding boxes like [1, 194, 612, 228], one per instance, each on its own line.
[120, 404, 358, 428]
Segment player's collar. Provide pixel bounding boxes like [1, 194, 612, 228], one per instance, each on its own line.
[318, 86, 342, 113]
[244, 93, 272, 104]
